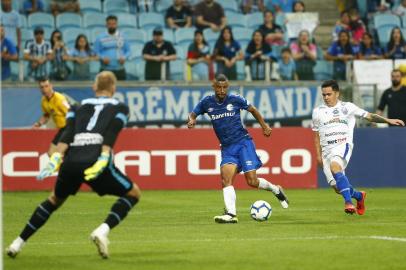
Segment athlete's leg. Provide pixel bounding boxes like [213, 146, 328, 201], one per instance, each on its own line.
[6, 191, 66, 258]
[221, 163, 239, 215]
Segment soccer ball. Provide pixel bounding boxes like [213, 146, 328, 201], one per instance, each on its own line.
[250, 200, 272, 221]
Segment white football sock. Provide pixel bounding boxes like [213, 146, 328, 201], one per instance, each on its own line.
[223, 186, 237, 216]
[258, 178, 280, 194]
[96, 223, 110, 236]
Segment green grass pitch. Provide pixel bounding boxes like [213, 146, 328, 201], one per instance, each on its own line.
[3, 189, 406, 270]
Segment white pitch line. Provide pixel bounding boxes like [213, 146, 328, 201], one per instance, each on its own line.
[22, 235, 406, 247]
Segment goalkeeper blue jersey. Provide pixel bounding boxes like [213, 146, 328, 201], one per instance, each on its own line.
[192, 94, 252, 146]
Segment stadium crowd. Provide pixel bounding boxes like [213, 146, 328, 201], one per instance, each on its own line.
[1, 0, 406, 82]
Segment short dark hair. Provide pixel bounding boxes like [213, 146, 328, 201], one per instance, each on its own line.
[37, 76, 50, 83]
[392, 69, 402, 75]
[106, 15, 117, 22]
[215, 74, 228, 82]
[281, 47, 291, 54]
[321, 80, 340, 91]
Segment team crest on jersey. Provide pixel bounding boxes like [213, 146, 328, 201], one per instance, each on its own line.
[341, 106, 348, 115]
[226, 104, 234, 111]
[333, 108, 339, 115]
[246, 160, 253, 166]
[208, 108, 214, 112]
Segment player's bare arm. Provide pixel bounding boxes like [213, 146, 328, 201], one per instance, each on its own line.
[187, 112, 197, 129]
[365, 113, 405, 126]
[313, 131, 323, 167]
[247, 105, 272, 137]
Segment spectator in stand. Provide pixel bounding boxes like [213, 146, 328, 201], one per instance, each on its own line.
[293, 1, 305, 12]
[367, 0, 393, 13]
[1, 24, 18, 80]
[357, 32, 383, 60]
[290, 30, 317, 80]
[347, 8, 365, 45]
[49, 30, 70, 80]
[195, 0, 226, 32]
[22, 0, 45, 15]
[135, 0, 154, 12]
[241, 0, 266, 14]
[69, 34, 97, 80]
[384, 27, 406, 60]
[332, 10, 350, 41]
[277, 47, 298, 81]
[165, 0, 192, 29]
[143, 27, 177, 81]
[258, 10, 285, 46]
[325, 30, 355, 80]
[245, 30, 272, 80]
[50, 0, 79, 16]
[377, 69, 406, 126]
[24, 27, 53, 80]
[268, 0, 295, 13]
[187, 29, 212, 81]
[94, 15, 131, 80]
[213, 26, 243, 80]
[393, 0, 406, 16]
[0, 0, 21, 51]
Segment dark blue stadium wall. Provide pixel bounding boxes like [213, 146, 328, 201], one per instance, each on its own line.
[318, 128, 406, 188]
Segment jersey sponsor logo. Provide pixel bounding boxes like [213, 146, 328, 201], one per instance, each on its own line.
[226, 104, 234, 111]
[333, 108, 339, 115]
[70, 133, 103, 146]
[322, 118, 348, 126]
[341, 106, 348, 115]
[210, 111, 236, 120]
[207, 108, 214, 112]
[324, 131, 347, 137]
[327, 137, 346, 145]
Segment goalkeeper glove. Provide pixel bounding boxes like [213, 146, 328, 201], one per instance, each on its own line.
[84, 151, 110, 181]
[37, 152, 63, 181]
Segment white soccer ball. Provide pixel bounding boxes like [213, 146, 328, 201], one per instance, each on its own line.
[250, 200, 272, 221]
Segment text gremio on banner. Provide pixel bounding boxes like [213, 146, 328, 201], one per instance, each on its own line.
[2, 128, 317, 190]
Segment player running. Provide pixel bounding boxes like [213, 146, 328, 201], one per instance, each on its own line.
[313, 80, 404, 215]
[187, 74, 289, 224]
[6, 71, 141, 259]
[32, 77, 71, 156]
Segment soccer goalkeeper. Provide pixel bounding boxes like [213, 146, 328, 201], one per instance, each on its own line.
[6, 71, 141, 259]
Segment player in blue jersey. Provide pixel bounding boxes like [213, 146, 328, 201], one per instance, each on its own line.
[187, 74, 289, 223]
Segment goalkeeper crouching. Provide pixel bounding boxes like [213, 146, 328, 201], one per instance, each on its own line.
[6, 71, 141, 259]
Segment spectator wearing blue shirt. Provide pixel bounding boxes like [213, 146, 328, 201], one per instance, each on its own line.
[325, 30, 355, 80]
[94, 15, 130, 80]
[267, 0, 295, 13]
[0, 0, 21, 50]
[1, 24, 18, 80]
[69, 34, 98, 80]
[357, 32, 383, 60]
[277, 47, 298, 81]
[213, 26, 243, 80]
[245, 30, 272, 80]
[384, 27, 406, 60]
[22, 0, 45, 15]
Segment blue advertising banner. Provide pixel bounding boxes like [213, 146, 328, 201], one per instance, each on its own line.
[2, 85, 319, 128]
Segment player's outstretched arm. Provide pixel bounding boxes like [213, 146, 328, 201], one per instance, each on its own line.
[37, 142, 69, 180]
[247, 105, 272, 137]
[314, 131, 323, 167]
[187, 112, 197, 129]
[365, 113, 405, 126]
[84, 145, 111, 181]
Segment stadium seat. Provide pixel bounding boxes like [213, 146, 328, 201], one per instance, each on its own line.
[236, 60, 245, 80]
[19, 14, 27, 28]
[113, 13, 137, 28]
[402, 28, 406, 39]
[62, 28, 89, 49]
[246, 12, 264, 29]
[123, 28, 147, 45]
[170, 59, 185, 80]
[21, 28, 33, 44]
[89, 26, 107, 44]
[79, 0, 102, 13]
[56, 13, 83, 31]
[28, 12, 54, 29]
[138, 12, 165, 31]
[83, 12, 106, 29]
[275, 12, 286, 29]
[232, 27, 253, 44]
[103, 0, 130, 13]
[155, 0, 173, 13]
[174, 44, 188, 60]
[124, 61, 139, 80]
[203, 28, 220, 44]
[356, 0, 367, 19]
[313, 60, 333, 81]
[174, 27, 195, 45]
[221, 0, 239, 12]
[377, 25, 396, 47]
[402, 15, 406, 28]
[373, 13, 401, 28]
[316, 45, 324, 60]
[271, 45, 284, 60]
[227, 12, 247, 28]
[89, 60, 101, 76]
[130, 44, 144, 60]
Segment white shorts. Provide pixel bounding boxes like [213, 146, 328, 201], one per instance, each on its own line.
[322, 143, 353, 186]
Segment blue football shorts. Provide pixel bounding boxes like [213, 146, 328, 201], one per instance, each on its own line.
[220, 138, 262, 173]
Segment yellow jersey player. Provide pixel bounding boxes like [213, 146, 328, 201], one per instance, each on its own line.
[32, 77, 70, 156]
